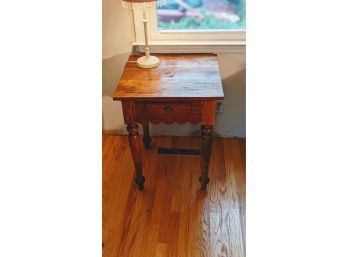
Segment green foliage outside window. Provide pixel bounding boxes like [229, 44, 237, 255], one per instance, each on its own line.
[157, 0, 245, 30]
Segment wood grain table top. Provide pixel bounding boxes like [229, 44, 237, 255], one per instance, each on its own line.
[113, 54, 224, 101]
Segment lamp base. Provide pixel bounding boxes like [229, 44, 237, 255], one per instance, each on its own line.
[136, 55, 160, 69]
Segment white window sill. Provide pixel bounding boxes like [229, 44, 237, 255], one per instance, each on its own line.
[133, 41, 246, 54]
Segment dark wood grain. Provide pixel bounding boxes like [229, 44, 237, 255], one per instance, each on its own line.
[135, 101, 202, 125]
[201, 100, 216, 125]
[114, 54, 224, 190]
[127, 123, 145, 190]
[200, 125, 213, 190]
[113, 54, 224, 101]
[142, 121, 152, 149]
[121, 101, 136, 123]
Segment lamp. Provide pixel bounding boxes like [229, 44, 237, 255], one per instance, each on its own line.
[121, 0, 165, 68]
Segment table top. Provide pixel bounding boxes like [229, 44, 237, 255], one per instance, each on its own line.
[113, 54, 224, 101]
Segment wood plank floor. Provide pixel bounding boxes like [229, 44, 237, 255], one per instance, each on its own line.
[103, 135, 245, 257]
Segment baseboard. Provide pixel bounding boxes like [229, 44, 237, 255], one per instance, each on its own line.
[102, 129, 127, 135]
[102, 130, 245, 139]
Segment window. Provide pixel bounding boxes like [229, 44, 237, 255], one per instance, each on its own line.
[132, 0, 245, 53]
[157, 0, 245, 30]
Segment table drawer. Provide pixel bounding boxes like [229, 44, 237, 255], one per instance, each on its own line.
[145, 102, 191, 115]
[135, 101, 202, 124]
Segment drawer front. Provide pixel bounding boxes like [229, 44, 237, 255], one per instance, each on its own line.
[135, 101, 202, 124]
[145, 102, 191, 115]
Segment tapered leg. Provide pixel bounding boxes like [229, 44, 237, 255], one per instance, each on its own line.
[127, 123, 145, 190]
[200, 125, 213, 190]
[142, 121, 152, 149]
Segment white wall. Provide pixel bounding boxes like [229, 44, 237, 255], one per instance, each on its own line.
[103, 0, 134, 59]
[102, 0, 134, 134]
[102, 0, 246, 138]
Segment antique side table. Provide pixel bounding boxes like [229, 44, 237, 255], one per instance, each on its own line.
[113, 54, 224, 190]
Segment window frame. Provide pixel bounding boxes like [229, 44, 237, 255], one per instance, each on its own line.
[132, 5, 246, 53]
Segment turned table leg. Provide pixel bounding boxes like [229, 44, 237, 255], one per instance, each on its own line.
[127, 123, 145, 190]
[200, 125, 213, 190]
[142, 121, 152, 149]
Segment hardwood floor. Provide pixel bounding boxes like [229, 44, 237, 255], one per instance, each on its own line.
[103, 135, 245, 257]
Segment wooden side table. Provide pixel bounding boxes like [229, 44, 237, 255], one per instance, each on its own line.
[113, 54, 224, 190]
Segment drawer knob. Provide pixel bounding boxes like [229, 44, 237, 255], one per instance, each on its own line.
[163, 106, 173, 112]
